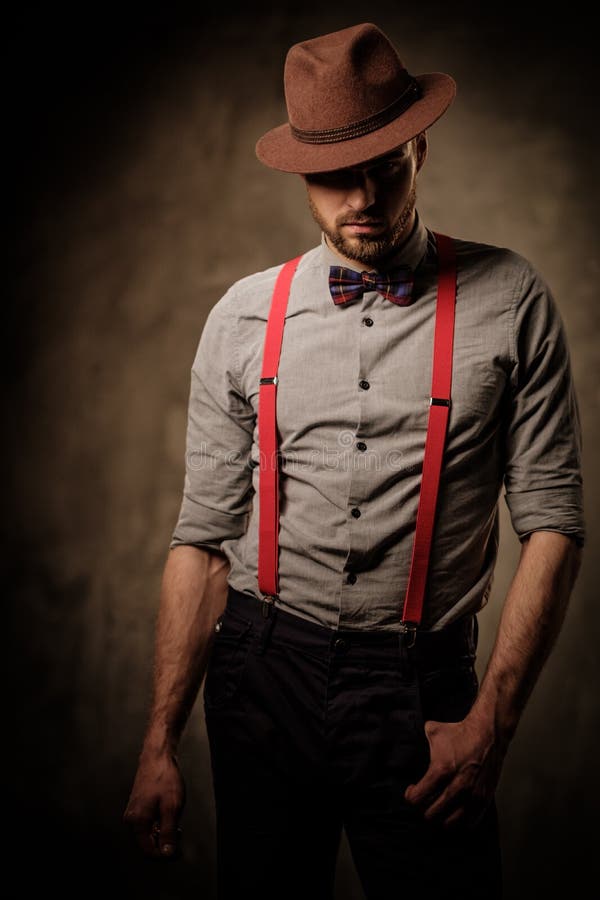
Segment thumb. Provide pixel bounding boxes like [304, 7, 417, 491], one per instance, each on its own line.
[424, 719, 441, 743]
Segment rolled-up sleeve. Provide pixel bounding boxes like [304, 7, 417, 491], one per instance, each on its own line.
[169, 293, 255, 551]
[502, 259, 585, 548]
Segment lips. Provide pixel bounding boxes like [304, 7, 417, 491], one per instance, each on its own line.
[344, 221, 385, 234]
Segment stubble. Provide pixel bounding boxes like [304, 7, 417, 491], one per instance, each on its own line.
[307, 184, 417, 267]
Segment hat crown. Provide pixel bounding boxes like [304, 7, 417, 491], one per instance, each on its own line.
[284, 23, 411, 132]
[254, 20, 456, 173]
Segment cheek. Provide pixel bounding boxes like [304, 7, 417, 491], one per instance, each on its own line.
[387, 174, 416, 212]
[309, 188, 341, 223]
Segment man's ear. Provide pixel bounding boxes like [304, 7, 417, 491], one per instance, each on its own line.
[415, 131, 428, 172]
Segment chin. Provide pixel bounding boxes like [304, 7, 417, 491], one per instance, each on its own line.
[341, 237, 394, 265]
[337, 232, 389, 252]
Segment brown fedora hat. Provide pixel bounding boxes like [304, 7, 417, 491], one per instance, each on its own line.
[255, 22, 456, 174]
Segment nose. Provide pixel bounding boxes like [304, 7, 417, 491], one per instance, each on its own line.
[345, 171, 377, 211]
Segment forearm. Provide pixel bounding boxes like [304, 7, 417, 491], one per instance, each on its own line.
[143, 545, 230, 756]
[470, 530, 582, 747]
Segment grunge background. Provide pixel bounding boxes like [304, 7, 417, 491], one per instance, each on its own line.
[7, 3, 598, 897]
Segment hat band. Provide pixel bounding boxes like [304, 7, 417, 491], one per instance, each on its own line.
[290, 75, 421, 145]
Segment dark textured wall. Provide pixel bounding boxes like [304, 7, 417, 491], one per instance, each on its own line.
[7, 4, 598, 898]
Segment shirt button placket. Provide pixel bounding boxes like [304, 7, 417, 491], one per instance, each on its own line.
[342, 297, 375, 619]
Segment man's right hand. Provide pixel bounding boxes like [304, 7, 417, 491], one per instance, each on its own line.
[123, 749, 186, 859]
[122, 546, 229, 860]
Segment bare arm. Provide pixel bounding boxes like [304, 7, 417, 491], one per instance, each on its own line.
[145, 544, 230, 753]
[405, 530, 583, 826]
[470, 530, 582, 744]
[123, 544, 230, 857]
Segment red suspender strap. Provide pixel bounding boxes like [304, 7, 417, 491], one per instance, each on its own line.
[257, 234, 457, 631]
[401, 232, 457, 629]
[257, 255, 303, 601]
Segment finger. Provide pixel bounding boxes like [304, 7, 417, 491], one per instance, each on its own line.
[149, 820, 183, 859]
[144, 827, 163, 858]
[157, 833, 182, 858]
[424, 778, 467, 822]
[404, 720, 449, 806]
[405, 762, 450, 807]
[157, 803, 181, 858]
[124, 811, 162, 858]
[443, 807, 466, 829]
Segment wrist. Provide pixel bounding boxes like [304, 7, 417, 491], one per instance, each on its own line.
[468, 690, 518, 751]
[141, 724, 180, 759]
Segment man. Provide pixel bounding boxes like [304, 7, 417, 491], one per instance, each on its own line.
[123, 22, 585, 900]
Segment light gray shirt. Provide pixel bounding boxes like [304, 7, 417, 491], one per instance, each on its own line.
[169, 211, 585, 631]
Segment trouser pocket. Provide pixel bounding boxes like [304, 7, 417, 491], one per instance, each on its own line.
[203, 606, 255, 712]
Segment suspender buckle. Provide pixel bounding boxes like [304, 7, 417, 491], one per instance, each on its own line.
[399, 621, 418, 649]
[430, 396, 450, 407]
[261, 594, 278, 617]
[260, 376, 278, 386]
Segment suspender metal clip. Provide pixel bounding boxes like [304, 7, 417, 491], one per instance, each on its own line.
[399, 621, 418, 649]
[261, 594, 278, 618]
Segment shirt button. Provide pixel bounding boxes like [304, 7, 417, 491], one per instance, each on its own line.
[346, 572, 357, 584]
[362, 317, 374, 327]
[359, 379, 370, 390]
[356, 441, 367, 452]
[351, 507, 361, 518]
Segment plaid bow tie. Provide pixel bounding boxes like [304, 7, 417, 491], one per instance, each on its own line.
[329, 264, 414, 306]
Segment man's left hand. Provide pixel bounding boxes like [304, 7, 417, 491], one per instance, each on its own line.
[404, 712, 507, 828]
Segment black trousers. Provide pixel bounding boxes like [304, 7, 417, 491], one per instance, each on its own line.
[203, 586, 503, 899]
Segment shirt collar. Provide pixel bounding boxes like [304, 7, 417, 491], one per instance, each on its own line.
[319, 208, 429, 274]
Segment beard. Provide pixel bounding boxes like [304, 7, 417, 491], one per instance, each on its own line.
[307, 184, 417, 267]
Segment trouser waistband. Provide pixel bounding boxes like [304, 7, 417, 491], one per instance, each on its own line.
[225, 586, 478, 666]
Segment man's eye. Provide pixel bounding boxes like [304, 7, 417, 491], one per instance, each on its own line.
[374, 161, 401, 175]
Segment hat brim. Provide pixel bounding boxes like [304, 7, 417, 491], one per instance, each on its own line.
[255, 73, 456, 174]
